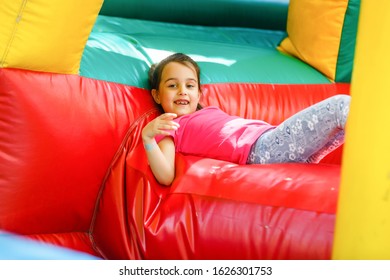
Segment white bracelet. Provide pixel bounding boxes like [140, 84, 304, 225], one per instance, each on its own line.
[143, 141, 157, 151]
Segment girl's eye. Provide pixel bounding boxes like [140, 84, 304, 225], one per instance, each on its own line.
[167, 84, 177, 88]
[187, 84, 195, 89]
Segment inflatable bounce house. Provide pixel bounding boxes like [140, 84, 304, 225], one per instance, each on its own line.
[1, 0, 389, 260]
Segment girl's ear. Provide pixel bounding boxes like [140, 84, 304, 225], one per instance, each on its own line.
[197, 89, 202, 102]
[151, 89, 160, 104]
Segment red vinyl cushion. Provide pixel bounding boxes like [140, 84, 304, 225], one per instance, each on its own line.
[202, 83, 350, 123]
[92, 137, 339, 259]
[0, 68, 154, 255]
[0, 68, 347, 259]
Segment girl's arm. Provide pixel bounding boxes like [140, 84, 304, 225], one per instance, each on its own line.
[142, 113, 179, 186]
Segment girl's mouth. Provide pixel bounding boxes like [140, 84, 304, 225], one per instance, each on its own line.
[174, 100, 189, 105]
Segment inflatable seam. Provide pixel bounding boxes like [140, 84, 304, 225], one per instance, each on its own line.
[88, 107, 159, 258]
[0, 0, 28, 68]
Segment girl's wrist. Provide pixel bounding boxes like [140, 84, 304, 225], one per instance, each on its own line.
[142, 134, 154, 143]
[143, 138, 157, 151]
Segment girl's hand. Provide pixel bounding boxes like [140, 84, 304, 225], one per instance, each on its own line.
[142, 113, 180, 142]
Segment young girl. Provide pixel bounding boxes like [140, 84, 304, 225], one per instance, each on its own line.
[142, 53, 350, 185]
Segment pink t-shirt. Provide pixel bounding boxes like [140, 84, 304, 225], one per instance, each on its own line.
[156, 106, 275, 164]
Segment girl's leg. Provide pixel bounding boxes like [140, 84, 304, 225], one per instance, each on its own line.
[247, 94, 350, 164]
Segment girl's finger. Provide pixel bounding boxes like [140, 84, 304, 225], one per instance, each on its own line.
[158, 119, 180, 128]
[158, 123, 179, 130]
[160, 113, 177, 120]
[157, 130, 173, 136]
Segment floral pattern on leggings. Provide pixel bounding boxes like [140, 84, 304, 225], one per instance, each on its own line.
[247, 94, 350, 164]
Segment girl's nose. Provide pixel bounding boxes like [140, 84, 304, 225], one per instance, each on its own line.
[178, 85, 188, 95]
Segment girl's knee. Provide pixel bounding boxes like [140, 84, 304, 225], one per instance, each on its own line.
[333, 94, 351, 104]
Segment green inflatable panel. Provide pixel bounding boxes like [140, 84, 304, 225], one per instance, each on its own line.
[80, 16, 330, 88]
[99, 0, 289, 31]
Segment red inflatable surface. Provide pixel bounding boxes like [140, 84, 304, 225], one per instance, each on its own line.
[0, 68, 349, 259]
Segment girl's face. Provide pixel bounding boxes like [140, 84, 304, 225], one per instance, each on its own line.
[152, 62, 201, 117]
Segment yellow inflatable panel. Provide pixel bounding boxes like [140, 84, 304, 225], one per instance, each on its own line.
[0, 0, 103, 74]
[278, 0, 349, 81]
[333, 1, 390, 259]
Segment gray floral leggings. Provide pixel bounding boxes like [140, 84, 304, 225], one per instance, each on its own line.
[247, 94, 350, 164]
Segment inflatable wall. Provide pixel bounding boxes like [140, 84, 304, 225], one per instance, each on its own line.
[2, 0, 386, 260]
